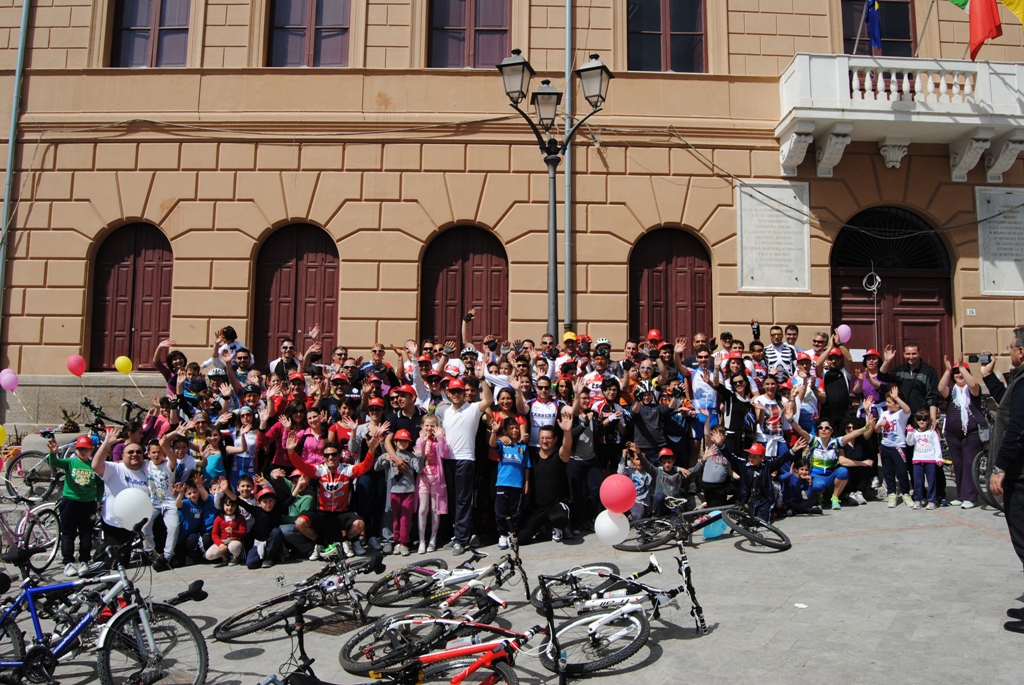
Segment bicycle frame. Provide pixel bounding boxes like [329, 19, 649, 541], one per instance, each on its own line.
[0, 571, 131, 668]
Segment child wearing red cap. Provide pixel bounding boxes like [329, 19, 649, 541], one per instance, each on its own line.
[47, 435, 103, 578]
[378, 429, 421, 556]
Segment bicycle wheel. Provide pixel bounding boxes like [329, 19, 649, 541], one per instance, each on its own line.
[338, 607, 445, 676]
[722, 509, 792, 551]
[973, 448, 1004, 511]
[5, 451, 58, 502]
[23, 506, 60, 573]
[213, 593, 304, 641]
[422, 658, 518, 685]
[98, 603, 208, 685]
[529, 562, 620, 611]
[613, 518, 676, 552]
[538, 609, 651, 675]
[0, 617, 25, 666]
[412, 588, 500, 628]
[366, 558, 448, 607]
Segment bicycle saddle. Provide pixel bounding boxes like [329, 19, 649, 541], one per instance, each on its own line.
[0, 573, 9, 595]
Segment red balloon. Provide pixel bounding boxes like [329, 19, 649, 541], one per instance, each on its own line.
[67, 354, 86, 378]
[600, 474, 637, 514]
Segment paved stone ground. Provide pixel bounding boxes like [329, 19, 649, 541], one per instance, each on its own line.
[12, 499, 1024, 685]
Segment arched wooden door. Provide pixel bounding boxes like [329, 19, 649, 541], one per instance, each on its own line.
[831, 207, 952, 366]
[90, 223, 173, 371]
[629, 228, 712, 341]
[253, 224, 339, 367]
[420, 226, 508, 347]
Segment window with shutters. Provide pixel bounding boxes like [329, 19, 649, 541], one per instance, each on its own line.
[842, 0, 915, 57]
[112, 0, 190, 68]
[429, 0, 510, 69]
[627, 0, 706, 73]
[90, 224, 173, 371]
[268, 0, 351, 67]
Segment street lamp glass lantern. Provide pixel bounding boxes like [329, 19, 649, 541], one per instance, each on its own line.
[496, 48, 535, 105]
[575, 53, 614, 109]
[530, 79, 562, 131]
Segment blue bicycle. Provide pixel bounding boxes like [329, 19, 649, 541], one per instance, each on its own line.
[0, 527, 208, 685]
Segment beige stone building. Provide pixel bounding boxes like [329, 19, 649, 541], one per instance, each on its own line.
[2, 0, 1024, 426]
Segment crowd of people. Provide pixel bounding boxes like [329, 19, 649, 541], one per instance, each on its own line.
[46, 314, 997, 579]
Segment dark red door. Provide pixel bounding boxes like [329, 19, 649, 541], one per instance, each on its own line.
[420, 226, 508, 347]
[830, 207, 952, 368]
[90, 223, 173, 371]
[253, 224, 339, 367]
[630, 228, 712, 341]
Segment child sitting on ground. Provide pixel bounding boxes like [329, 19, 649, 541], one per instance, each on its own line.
[652, 448, 687, 516]
[204, 497, 247, 566]
[690, 411, 732, 508]
[779, 456, 824, 516]
[174, 474, 215, 566]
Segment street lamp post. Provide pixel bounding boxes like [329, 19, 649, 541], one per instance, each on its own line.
[497, 50, 613, 337]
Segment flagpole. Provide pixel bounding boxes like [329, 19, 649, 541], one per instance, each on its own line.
[913, 0, 937, 57]
[853, 1, 870, 54]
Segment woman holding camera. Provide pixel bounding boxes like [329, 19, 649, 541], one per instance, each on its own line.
[939, 356, 986, 509]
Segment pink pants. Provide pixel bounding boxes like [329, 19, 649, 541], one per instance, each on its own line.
[390, 492, 416, 544]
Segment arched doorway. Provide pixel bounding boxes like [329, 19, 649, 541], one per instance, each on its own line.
[420, 226, 508, 347]
[830, 207, 952, 367]
[253, 224, 339, 366]
[629, 228, 712, 341]
[90, 223, 173, 371]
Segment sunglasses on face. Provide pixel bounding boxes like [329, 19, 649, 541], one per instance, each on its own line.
[813, 340, 826, 345]
[124, 449, 143, 455]
[697, 354, 710, 359]
[372, 348, 385, 353]
[324, 452, 340, 459]
[368, 407, 384, 412]
[819, 426, 833, 431]
[734, 380, 747, 385]
[281, 345, 295, 351]
[537, 385, 551, 391]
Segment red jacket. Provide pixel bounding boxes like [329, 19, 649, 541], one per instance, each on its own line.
[289, 450, 375, 513]
[211, 515, 247, 546]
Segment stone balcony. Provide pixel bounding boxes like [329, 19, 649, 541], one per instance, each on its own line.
[776, 53, 1024, 182]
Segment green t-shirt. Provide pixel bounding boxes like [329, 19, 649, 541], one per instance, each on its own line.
[272, 476, 313, 524]
[47, 451, 102, 502]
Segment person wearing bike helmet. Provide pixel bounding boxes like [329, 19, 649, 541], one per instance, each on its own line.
[630, 380, 681, 464]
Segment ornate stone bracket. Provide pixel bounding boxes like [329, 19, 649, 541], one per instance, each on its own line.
[950, 127, 995, 183]
[779, 121, 815, 177]
[815, 124, 853, 178]
[984, 129, 1024, 183]
[878, 137, 909, 169]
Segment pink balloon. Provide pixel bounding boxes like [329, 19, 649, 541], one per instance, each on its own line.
[836, 324, 852, 344]
[67, 354, 87, 378]
[600, 473, 638, 514]
[0, 369, 18, 392]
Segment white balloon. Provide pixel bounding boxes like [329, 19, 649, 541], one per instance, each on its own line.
[112, 487, 154, 528]
[594, 510, 631, 546]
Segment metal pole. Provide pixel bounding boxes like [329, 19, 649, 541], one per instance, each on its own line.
[546, 152, 560, 336]
[0, 0, 33, 356]
[563, 0, 573, 333]
[852, 0, 869, 55]
[913, 0, 937, 58]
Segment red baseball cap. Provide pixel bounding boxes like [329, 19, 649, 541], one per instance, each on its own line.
[289, 372, 305, 382]
[647, 329, 662, 341]
[657, 448, 675, 459]
[394, 429, 412, 442]
[448, 378, 466, 391]
[74, 436, 94, 449]
[367, 397, 385, 408]
[796, 352, 812, 362]
[746, 442, 766, 456]
[331, 373, 348, 383]
[426, 369, 443, 379]
[863, 349, 881, 359]
[418, 355, 433, 363]
[394, 384, 416, 396]
[827, 347, 843, 357]
[727, 351, 743, 360]
[256, 487, 277, 500]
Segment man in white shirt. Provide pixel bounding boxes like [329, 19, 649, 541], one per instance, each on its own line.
[441, 370, 493, 555]
[92, 429, 151, 564]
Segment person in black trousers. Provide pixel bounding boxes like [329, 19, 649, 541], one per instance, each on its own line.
[519, 416, 574, 544]
[980, 333, 1024, 634]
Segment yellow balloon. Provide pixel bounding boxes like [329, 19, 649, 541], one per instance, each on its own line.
[0, 425, 7, 445]
[114, 356, 133, 375]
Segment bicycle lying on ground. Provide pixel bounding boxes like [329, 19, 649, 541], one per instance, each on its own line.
[0, 521, 208, 685]
[616, 499, 792, 552]
[0, 492, 60, 576]
[214, 552, 386, 641]
[4, 397, 145, 502]
[530, 540, 708, 676]
[366, 536, 529, 608]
